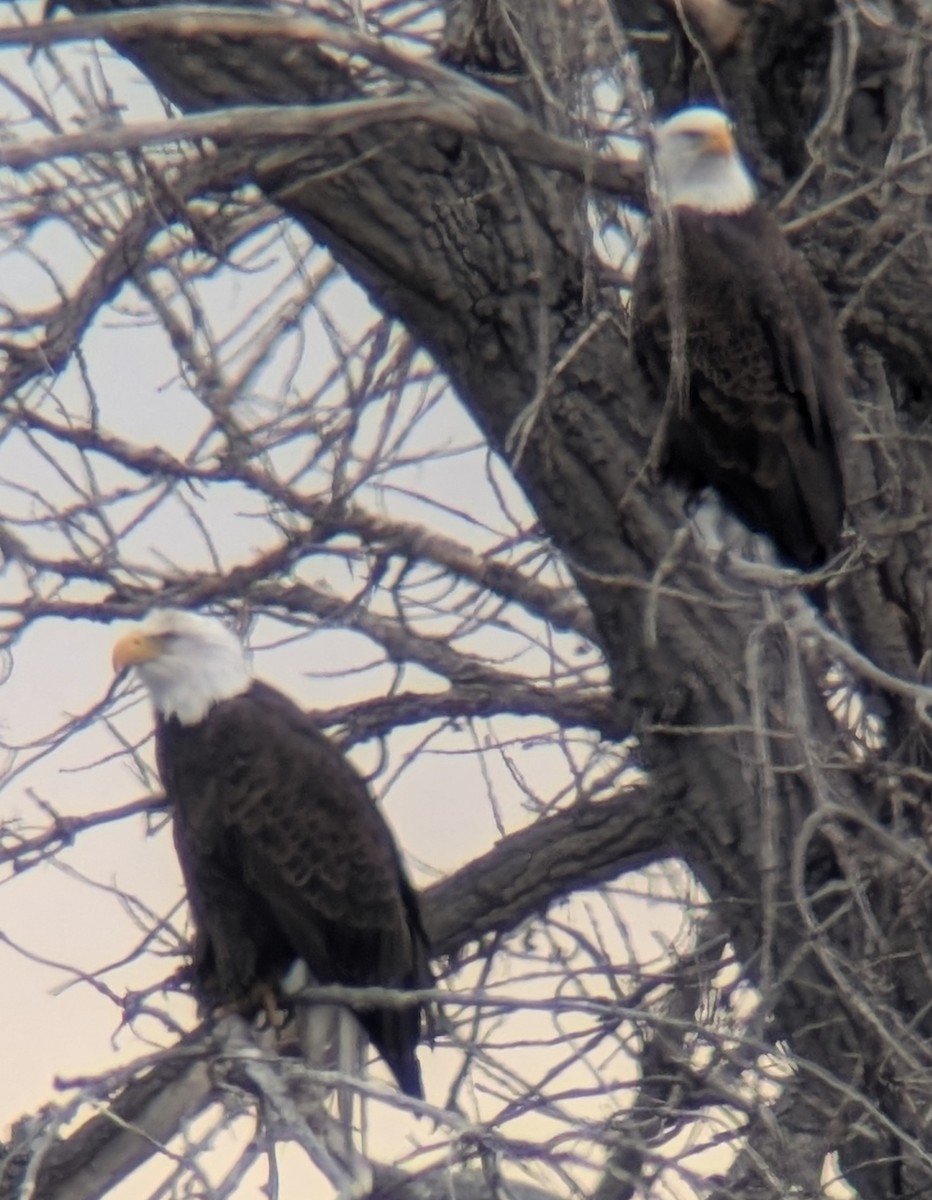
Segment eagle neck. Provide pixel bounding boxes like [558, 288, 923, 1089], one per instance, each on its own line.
[672, 193, 755, 219]
[660, 156, 757, 215]
[151, 669, 251, 727]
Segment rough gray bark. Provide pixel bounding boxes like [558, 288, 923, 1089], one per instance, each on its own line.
[3, 1, 932, 1197]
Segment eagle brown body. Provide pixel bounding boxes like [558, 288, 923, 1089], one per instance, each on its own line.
[158, 682, 429, 1097]
[113, 610, 430, 1099]
[632, 108, 848, 569]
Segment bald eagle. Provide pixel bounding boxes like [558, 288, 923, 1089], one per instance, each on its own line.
[113, 609, 430, 1098]
[631, 105, 847, 569]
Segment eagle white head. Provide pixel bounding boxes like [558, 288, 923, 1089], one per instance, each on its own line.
[113, 608, 252, 725]
[651, 105, 757, 214]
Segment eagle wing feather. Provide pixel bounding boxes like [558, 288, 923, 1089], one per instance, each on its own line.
[632, 205, 846, 567]
[157, 681, 429, 1096]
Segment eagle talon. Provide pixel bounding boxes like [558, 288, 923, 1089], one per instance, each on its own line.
[210, 982, 283, 1030]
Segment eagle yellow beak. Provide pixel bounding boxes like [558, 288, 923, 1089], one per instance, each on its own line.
[112, 630, 161, 672]
[704, 122, 735, 156]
